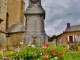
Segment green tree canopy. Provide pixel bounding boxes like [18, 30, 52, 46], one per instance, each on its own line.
[48, 33, 62, 42]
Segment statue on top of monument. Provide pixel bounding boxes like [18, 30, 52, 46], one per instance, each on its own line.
[31, 0, 39, 4]
[28, 0, 41, 7]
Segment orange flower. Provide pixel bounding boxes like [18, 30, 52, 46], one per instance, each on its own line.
[65, 49, 68, 52]
[58, 52, 63, 57]
[52, 50, 57, 54]
[44, 53, 49, 60]
[44, 53, 48, 58]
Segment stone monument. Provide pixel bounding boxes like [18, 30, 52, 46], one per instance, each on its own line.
[24, 0, 48, 46]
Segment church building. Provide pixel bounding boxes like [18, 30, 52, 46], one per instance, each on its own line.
[0, 0, 25, 49]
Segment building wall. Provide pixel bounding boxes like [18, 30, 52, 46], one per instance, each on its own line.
[7, 0, 24, 27]
[0, 32, 6, 50]
[0, 0, 25, 49]
[0, 0, 7, 50]
[0, 0, 7, 32]
[0, 0, 25, 30]
[61, 31, 80, 47]
[8, 32, 24, 48]
[0, 32, 24, 50]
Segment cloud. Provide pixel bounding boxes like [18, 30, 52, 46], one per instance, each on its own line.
[24, 0, 80, 36]
[45, 19, 63, 36]
[44, 0, 80, 35]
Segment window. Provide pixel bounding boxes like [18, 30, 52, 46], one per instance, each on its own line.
[69, 36, 73, 42]
[6, 12, 9, 31]
[77, 36, 80, 42]
[68, 36, 74, 43]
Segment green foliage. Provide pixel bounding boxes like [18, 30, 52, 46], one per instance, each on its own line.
[55, 45, 65, 53]
[0, 53, 2, 59]
[0, 43, 80, 60]
[48, 35, 57, 42]
[48, 33, 62, 42]
[1, 50, 12, 57]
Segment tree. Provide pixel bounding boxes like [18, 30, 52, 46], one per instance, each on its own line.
[48, 33, 63, 42]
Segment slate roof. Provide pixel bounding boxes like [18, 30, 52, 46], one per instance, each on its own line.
[65, 25, 80, 32]
[7, 23, 25, 33]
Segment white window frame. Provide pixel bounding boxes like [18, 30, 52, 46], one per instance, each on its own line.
[67, 35, 75, 42]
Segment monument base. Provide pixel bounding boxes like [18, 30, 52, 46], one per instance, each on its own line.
[24, 34, 48, 46]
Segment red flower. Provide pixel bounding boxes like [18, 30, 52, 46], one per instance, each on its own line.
[65, 49, 68, 52]
[44, 44, 49, 47]
[52, 50, 57, 54]
[44, 58, 49, 60]
[42, 41, 46, 45]
[58, 52, 63, 57]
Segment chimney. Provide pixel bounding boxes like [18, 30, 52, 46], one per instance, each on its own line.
[67, 23, 70, 28]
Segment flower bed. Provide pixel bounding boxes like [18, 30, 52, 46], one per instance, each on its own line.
[0, 42, 80, 60]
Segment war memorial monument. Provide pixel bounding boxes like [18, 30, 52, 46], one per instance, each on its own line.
[24, 0, 48, 46]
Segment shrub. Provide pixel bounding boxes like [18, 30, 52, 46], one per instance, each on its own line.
[1, 41, 80, 60]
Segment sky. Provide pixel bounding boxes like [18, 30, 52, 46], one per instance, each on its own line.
[24, 0, 80, 36]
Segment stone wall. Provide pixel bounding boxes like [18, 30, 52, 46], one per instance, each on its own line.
[0, 0, 7, 50]
[7, 0, 24, 27]
[0, 32, 6, 50]
[0, 32, 24, 50]
[49, 39, 57, 47]
[10, 32, 24, 48]
[0, 0, 24, 30]
[0, 0, 7, 32]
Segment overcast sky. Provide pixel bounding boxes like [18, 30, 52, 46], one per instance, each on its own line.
[24, 0, 80, 36]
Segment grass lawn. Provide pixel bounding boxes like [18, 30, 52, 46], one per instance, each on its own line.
[67, 51, 80, 60]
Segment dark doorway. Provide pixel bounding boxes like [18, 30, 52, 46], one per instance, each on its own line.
[69, 36, 73, 43]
